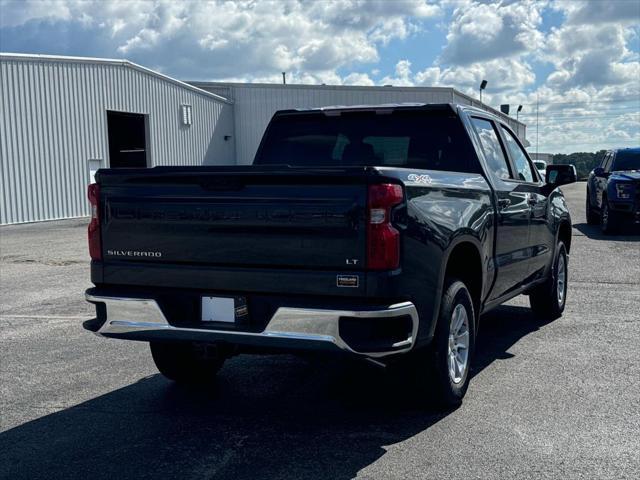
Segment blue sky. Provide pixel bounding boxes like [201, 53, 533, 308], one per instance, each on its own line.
[1, 0, 639, 153]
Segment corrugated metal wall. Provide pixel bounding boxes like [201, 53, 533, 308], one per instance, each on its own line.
[0, 56, 234, 224]
[193, 82, 527, 165]
[0, 55, 528, 225]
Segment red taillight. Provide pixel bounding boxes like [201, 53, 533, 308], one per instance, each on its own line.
[87, 183, 101, 261]
[367, 183, 403, 270]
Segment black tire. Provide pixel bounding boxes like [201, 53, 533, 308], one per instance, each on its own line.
[585, 191, 597, 225]
[150, 341, 226, 383]
[529, 241, 568, 321]
[600, 200, 618, 234]
[410, 279, 476, 408]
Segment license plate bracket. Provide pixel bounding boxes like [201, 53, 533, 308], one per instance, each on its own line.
[201, 296, 235, 323]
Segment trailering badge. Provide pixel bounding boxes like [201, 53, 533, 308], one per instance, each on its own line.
[337, 275, 359, 288]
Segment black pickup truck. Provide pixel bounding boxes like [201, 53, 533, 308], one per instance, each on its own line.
[85, 104, 576, 406]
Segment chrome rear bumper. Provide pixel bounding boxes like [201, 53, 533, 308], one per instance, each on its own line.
[85, 293, 418, 358]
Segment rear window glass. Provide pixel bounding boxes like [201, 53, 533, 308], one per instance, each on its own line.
[254, 110, 481, 173]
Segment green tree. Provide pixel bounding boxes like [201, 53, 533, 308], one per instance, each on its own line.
[552, 150, 607, 179]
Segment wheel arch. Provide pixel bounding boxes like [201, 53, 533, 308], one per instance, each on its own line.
[440, 237, 485, 329]
[557, 219, 572, 254]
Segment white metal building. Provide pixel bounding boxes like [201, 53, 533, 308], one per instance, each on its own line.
[1, 53, 526, 225]
[0, 53, 234, 225]
[191, 82, 527, 166]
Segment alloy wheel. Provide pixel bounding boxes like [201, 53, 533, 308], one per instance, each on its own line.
[447, 304, 470, 384]
[556, 251, 566, 306]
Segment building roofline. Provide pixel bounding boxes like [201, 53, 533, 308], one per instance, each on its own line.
[189, 80, 456, 94]
[0, 52, 233, 105]
[190, 80, 523, 129]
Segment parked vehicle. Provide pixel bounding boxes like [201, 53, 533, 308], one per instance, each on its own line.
[533, 160, 547, 179]
[84, 104, 576, 407]
[586, 147, 640, 233]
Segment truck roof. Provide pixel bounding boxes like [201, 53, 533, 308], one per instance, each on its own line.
[274, 102, 499, 119]
[275, 103, 457, 116]
[612, 147, 640, 154]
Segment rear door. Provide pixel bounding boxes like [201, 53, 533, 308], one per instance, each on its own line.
[498, 123, 553, 281]
[470, 117, 532, 301]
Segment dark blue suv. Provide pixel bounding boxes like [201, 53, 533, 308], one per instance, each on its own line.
[586, 147, 640, 233]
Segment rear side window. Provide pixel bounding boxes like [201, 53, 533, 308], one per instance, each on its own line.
[255, 110, 481, 173]
[501, 126, 535, 182]
[471, 118, 512, 180]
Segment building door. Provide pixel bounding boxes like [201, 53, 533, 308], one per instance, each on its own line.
[107, 111, 148, 168]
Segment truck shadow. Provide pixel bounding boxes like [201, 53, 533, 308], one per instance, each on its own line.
[573, 222, 640, 241]
[1, 305, 542, 480]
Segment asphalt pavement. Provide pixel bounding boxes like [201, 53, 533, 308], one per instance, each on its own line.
[1, 181, 639, 479]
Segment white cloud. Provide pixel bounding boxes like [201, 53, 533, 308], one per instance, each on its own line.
[508, 84, 640, 154]
[0, 0, 73, 27]
[343, 72, 375, 86]
[413, 58, 536, 96]
[553, 0, 640, 26]
[439, 0, 545, 65]
[543, 22, 639, 89]
[429, 1, 639, 153]
[0, 0, 440, 81]
[381, 59, 415, 86]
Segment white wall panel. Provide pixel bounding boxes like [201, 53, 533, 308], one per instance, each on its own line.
[0, 55, 234, 224]
[192, 82, 526, 165]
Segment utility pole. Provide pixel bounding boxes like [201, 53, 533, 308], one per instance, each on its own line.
[479, 80, 487, 104]
[536, 92, 539, 159]
[282, 72, 286, 85]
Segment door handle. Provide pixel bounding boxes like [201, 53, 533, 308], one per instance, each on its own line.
[498, 199, 511, 209]
[527, 194, 537, 206]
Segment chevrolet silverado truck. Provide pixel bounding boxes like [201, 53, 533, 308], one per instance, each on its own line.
[586, 147, 640, 234]
[84, 104, 576, 406]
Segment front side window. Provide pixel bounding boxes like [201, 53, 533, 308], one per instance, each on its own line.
[501, 126, 535, 182]
[602, 153, 613, 172]
[471, 117, 511, 180]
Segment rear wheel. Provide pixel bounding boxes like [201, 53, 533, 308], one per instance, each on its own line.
[410, 279, 475, 408]
[150, 341, 226, 383]
[529, 241, 568, 321]
[586, 191, 597, 225]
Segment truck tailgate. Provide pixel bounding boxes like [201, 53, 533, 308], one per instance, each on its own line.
[98, 167, 371, 271]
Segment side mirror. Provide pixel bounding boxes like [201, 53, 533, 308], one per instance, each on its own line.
[546, 164, 577, 186]
[593, 167, 605, 177]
